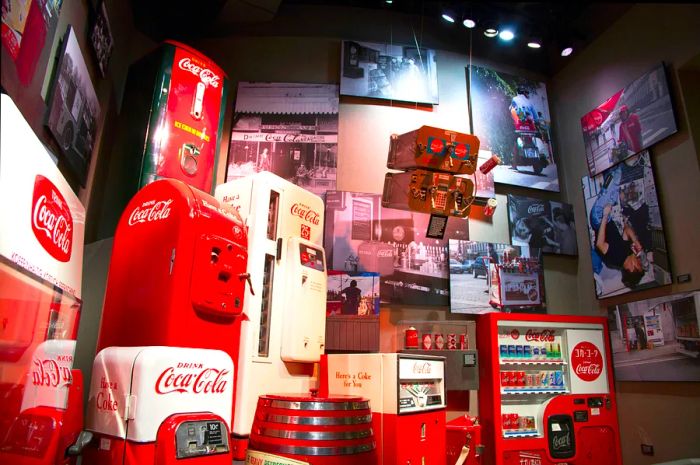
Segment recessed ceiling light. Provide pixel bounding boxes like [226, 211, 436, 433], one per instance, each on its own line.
[499, 29, 515, 41]
[561, 47, 573, 57]
[527, 41, 541, 49]
[442, 13, 455, 23]
[484, 28, 498, 38]
[463, 18, 476, 29]
[385, 0, 392, 3]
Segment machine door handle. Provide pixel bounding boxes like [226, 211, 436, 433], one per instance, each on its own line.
[66, 430, 93, 456]
[240, 272, 255, 296]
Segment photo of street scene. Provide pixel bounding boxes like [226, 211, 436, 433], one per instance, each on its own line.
[340, 40, 438, 105]
[608, 291, 700, 381]
[468, 65, 559, 191]
[324, 191, 469, 306]
[448, 240, 545, 314]
[581, 63, 677, 177]
[226, 82, 338, 196]
[582, 151, 671, 299]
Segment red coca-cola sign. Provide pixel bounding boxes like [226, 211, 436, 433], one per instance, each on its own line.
[31, 358, 73, 388]
[290, 203, 320, 226]
[128, 199, 173, 226]
[32, 175, 73, 262]
[178, 57, 221, 88]
[524, 329, 556, 342]
[155, 365, 229, 395]
[571, 341, 603, 382]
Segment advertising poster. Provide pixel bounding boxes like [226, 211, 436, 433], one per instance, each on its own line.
[581, 63, 677, 177]
[468, 65, 559, 191]
[226, 82, 339, 196]
[607, 290, 700, 381]
[448, 240, 545, 314]
[325, 191, 468, 306]
[340, 40, 438, 105]
[582, 151, 671, 299]
[508, 195, 578, 255]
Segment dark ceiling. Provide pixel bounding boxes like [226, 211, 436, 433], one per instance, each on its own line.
[130, 1, 633, 76]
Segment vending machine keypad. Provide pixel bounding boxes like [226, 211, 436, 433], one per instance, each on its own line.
[175, 420, 230, 458]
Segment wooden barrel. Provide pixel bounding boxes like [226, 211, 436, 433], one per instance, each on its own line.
[249, 394, 377, 465]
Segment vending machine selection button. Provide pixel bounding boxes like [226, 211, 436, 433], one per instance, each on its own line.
[574, 410, 589, 422]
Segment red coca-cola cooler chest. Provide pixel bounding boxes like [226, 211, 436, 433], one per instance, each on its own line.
[83, 346, 234, 465]
[95, 178, 248, 371]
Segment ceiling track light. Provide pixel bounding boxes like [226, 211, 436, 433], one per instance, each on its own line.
[561, 46, 574, 57]
[498, 29, 515, 41]
[442, 8, 456, 23]
[463, 18, 476, 29]
[483, 26, 498, 38]
[527, 37, 542, 49]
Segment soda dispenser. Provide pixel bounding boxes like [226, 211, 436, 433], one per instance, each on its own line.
[215, 171, 327, 458]
[0, 94, 86, 465]
[94, 178, 249, 421]
[324, 353, 447, 465]
[82, 346, 234, 465]
[476, 313, 622, 465]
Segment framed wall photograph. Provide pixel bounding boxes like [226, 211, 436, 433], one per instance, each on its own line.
[340, 40, 438, 105]
[580, 63, 677, 177]
[226, 82, 338, 196]
[508, 195, 578, 255]
[46, 26, 101, 186]
[468, 65, 559, 192]
[90, 0, 114, 77]
[607, 290, 700, 381]
[582, 150, 672, 299]
[448, 240, 546, 314]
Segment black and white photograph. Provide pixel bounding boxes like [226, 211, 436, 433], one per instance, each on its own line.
[46, 26, 101, 186]
[468, 65, 559, 191]
[226, 82, 338, 196]
[508, 195, 578, 255]
[340, 40, 438, 105]
[581, 63, 677, 177]
[582, 150, 672, 299]
[324, 190, 469, 306]
[90, 1, 114, 77]
[449, 240, 546, 314]
[608, 290, 700, 381]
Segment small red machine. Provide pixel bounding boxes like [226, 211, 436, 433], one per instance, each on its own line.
[387, 126, 480, 175]
[446, 415, 483, 465]
[477, 313, 622, 465]
[0, 94, 86, 465]
[324, 353, 447, 465]
[82, 346, 234, 465]
[95, 178, 249, 425]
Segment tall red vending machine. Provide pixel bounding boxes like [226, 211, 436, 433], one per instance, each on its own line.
[476, 313, 622, 465]
[0, 94, 85, 465]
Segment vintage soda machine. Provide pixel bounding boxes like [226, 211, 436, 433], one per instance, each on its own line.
[94, 177, 249, 376]
[324, 353, 447, 465]
[0, 94, 86, 465]
[215, 171, 327, 459]
[96, 40, 229, 238]
[82, 346, 234, 465]
[477, 313, 622, 465]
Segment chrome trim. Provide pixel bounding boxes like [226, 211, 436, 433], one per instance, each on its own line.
[263, 414, 372, 426]
[269, 400, 370, 411]
[259, 428, 373, 441]
[249, 441, 375, 456]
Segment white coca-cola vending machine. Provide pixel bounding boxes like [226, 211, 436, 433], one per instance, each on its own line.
[215, 171, 327, 459]
[0, 94, 86, 465]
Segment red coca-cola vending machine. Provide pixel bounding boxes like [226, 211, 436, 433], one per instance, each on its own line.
[477, 313, 622, 465]
[97, 41, 228, 238]
[0, 94, 85, 465]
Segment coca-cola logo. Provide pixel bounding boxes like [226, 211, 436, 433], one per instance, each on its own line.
[31, 358, 73, 388]
[178, 58, 220, 88]
[510, 329, 520, 340]
[376, 249, 393, 258]
[552, 432, 571, 450]
[32, 175, 73, 262]
[571, 341, 603, 382]
[300, 224, 310, 240]
[290, 203, 320, 226]
[527, 204, 545, 215]
[525, 329, 555, 342]
[128, 199, 173, 226]
[155, 366, 229, 395]
[412, 362, 432, 374]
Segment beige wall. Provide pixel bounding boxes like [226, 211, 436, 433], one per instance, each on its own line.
[550, 4, 700, 464]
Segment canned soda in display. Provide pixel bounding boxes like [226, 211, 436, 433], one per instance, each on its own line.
[508, 345, 516, 358]
[533, 346, 540, 359]
[554, 370, 563, 387]
[483, 197, 498, 217]
[447, 334, 457, 350]
[524, 372, 531, 386]
[460, 334, 468, 349]
[518, 416, 528, 430]
[405, 326, 419, 349]
[524, 345, 532, 358]
[509, 371, 518, 386]
[510, 414, 519, 430]
[544, 343, 552, 358]
[526, 416, 536, 430]
[550, 371, 557, 386]
[517, 371, 526, 387]
[554, 342, 561, 359]
[434, 333, 445, 350]
[422, 333, 432, 350]
[502, 414, 510, 430]
[501, 371, 509, 387]
[540, 371, 549, 387]
[516, 345, 524, 358]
